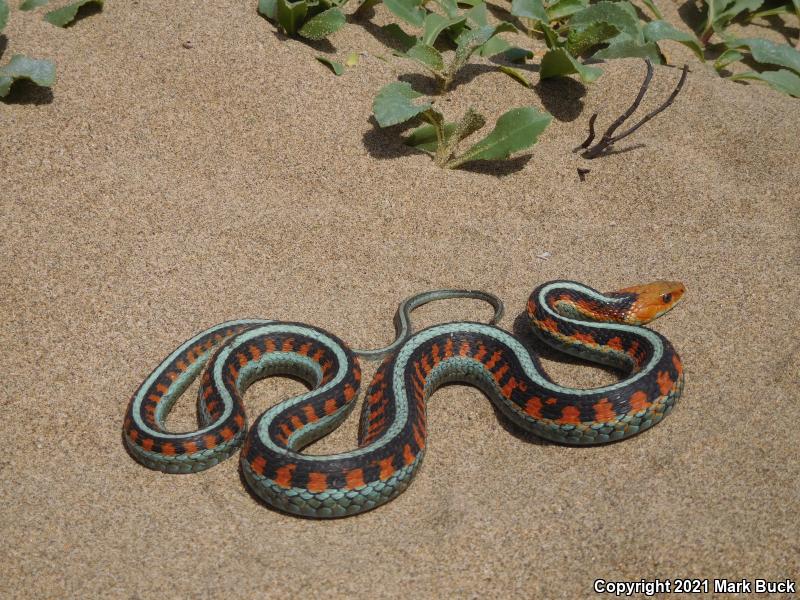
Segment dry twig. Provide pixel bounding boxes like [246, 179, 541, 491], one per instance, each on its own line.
[575, 60, 689, 159]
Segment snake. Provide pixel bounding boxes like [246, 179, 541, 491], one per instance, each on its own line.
[122, 280, 685, 518]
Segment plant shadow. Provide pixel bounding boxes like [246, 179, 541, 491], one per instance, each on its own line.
[362, 115, 421, 160]
[275, 29, 336, 53]
[450, 62, 542, 93]
[397, 72, 441, 95]
[362, 114, 535, 175]
[396, 62, 502, 94]
[0, 78, 55, 105]
[484, 0, 515, 22]
[61, 1, 105, 27]
[677, 0, 707, 34]
[460, 154, 533, 175]
[533, 76, 587, 122]
[353, 11, 412, 51]
[577, 142, 647, 159]
[743, 14, 799, 46]
[0, 35, 6, 61]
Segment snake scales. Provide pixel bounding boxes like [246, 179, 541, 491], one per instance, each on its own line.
[122, 280, 685, 518]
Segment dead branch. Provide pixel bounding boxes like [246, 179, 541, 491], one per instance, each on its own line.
[579, 60, 689, 159]
[573, 114, 597, 152]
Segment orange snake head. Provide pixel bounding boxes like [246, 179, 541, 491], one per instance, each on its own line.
[609, 281, 686, 325]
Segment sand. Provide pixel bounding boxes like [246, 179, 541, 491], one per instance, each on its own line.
[1, 0, 798, 597]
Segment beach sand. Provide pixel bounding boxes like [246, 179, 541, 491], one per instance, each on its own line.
[1, 0, 798, 597]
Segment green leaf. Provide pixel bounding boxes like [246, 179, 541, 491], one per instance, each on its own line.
[718, 0, 764, 28]
[438, 107, 486, 163]
[0, 0, 8, 30]
[373, 81, 432, 127]
[464, 1, 489, 26]
[383, 0, 426, 27]
[315, 55, 345, 74]
[450, 108, 486, 144]
[419, 108, 447, 151]
[540, 47, 603, 82]
[406, 42, 445, 72]
[567, 21, 619, 56]
[258, 0, 278, 20]
[546, 0, 589, 21]
[448, 106, 552, 167]
[0, 54, 56, 96]
[511, 0, 548, 21]
[640, 0, 663, 19]
[499, 65, 531, 86]
[746, 5, 791, 19]
[714, 48, 743, 70]
[497, 46, 535, 62]
[729, 68, 800, 96]
[422, 13, 447, 46]
[540, 22, 562, 49]
[643, 20, 704, 61]
[433, 0, 460, 18]
[405, 122, 457, 153]
[704, 0, 763, 35]
[345, 51, 359, 67]
[444, 23, 516, 87]
[594, 38, 663, 62]
[569, 1, 641, 41]
[298, 7, 345, 39]
[43, 0, 103, 26]
[422, 13, 464, 46]
[381, 23, 417, 51]
[454, 23, 515, 56]
[20, 0, 51, 8]
[479, 34, 511, 57]
[276, 0, 307, 35]
[726, 37, 800, 74]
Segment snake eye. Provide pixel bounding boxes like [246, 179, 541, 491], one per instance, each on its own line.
[661, 293, 672, 303]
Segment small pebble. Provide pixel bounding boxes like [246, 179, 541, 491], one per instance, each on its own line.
[182, 40, 194, 49]
[537, 251, 551, 260]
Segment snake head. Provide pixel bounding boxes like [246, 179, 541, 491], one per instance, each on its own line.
[609, 281, 686, 325]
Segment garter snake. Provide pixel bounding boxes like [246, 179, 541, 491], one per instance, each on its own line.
[122, 280, 685, 518]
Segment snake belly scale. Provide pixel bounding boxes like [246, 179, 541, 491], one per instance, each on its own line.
[122, 280, 685, 518]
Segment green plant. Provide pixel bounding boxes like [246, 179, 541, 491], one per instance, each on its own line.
[698, 0, 800, 44]
[0, 53, 56, 95]
[258, 0, 347, 40]
[372, 81, 552, 168]
[0, 0, 57, 97]
[316, 52, 358, 73]
[379, 0, 530, 91]
[716, 36, 800, 95]
[403, 22, 518, 90]
[686, 0, 800, 96]
[512, 0, 702, 82]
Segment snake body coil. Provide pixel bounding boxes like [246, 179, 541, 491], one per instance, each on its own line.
[123, 280, 685, 518]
